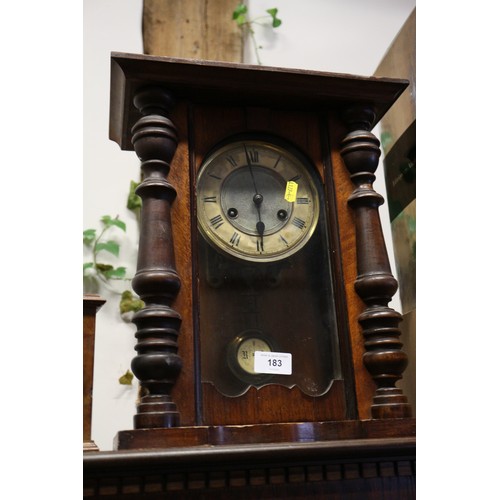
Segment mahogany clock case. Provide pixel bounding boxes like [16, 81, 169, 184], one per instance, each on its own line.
[108, 53, 413, 440]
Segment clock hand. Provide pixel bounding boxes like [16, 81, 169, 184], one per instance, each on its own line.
[253, 192, 265, 250]
[244, 144, 260, 196]
[244, 144, 265, 249]
[253, 192, 265, 251]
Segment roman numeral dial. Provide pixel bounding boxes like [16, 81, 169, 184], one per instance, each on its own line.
[196, 137, 320, 262]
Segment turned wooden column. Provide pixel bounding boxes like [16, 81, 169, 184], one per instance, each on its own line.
[129, 86, 183, 429]
[340, 106, 412, 419]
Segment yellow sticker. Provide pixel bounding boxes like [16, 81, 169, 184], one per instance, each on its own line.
[284, 181, 298, 202]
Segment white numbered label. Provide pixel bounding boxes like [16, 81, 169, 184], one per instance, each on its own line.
[254, 351, 292, 375]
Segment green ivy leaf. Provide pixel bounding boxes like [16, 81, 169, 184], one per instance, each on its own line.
[120, 290, 145, 314]
[95, 241, 120, 257]
[127, 180, 142, 211]
[83, 262, 94, 271]
[83, 229, 96, 245]
[104, 266, 127, 279]
[118, 370, 134, 385]
[95, 263, 113, 273]
[233, 3, 247, 18]
[234, 14, 247, 25]
[232, 3, 247, 25]
[109, 218, 126, 232]
[101, 215, 126, 232]
[381, 131, 393, 151]
[267, 8, 282, 28]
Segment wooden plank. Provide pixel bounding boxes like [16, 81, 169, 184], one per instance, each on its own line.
[112, 420, 415, 450]
[143, 0, 243, 62]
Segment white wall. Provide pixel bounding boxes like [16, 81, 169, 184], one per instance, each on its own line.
[84, 0, 415, 451]
[84, 0, 144, 452]
[244, 0, 415, 75]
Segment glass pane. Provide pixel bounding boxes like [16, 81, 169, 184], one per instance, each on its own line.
[196, 144, 341, 397]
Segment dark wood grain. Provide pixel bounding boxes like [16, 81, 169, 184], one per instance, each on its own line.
[340, 107, 411, 419]
[201, 382, 347, 426]
[109, 53, 408, 151]
[113, 418, 415, 450]
[128, 87, 184, 429]
[190, 105, 349, 426]
[85, 428, 415, 499]
[89, 54, 416, 499]
[83, 294, 106, 452]
[326, 115, 376, 420]
[107, 54, 413, 441]
[167, 101, 197, 426]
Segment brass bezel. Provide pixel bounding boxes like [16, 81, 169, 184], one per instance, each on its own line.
[196, 135, 320, 263]
[226, 329, 277, 385]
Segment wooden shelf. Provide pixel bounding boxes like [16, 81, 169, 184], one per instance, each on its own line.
[84, 429, 415, 499]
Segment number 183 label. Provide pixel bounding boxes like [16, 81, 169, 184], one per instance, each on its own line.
[254, 351, 292, 375]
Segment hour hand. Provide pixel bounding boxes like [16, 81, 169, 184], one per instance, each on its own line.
[256, 220, 265, 251]
[254, 192, 265, 248]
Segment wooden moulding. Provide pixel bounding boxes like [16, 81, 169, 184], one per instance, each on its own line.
[112, 418, 415, 450]
[85, 426, 415, 499]
[109, 53, 408, 152]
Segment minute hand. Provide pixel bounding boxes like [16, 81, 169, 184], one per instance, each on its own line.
[244, 145, 265, 248]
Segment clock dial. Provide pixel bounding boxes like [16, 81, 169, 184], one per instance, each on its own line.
[227, 331, 275, 385]
[196, 138, 320, 262]
[235, 336, 271, 375]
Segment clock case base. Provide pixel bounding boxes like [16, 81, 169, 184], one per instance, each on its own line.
[114, 418, 415, 450]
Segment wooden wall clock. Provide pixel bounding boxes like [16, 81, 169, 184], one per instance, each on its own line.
[107, 53, 414, 450]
